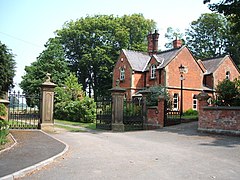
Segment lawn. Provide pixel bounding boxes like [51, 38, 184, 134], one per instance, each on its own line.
[54, 119, 96, 130]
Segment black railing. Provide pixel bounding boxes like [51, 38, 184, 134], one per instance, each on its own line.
[96, 98, 112, 130]
[8, 91, 40, 129]
[123, 100, 143, 131]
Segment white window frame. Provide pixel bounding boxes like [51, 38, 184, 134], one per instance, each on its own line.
[226, 71, 230, 80]
[120, 67, 125, 81]
[173, 93, 179, 110]
[192, 95, 197, 110]
[150, 64, 157, 79]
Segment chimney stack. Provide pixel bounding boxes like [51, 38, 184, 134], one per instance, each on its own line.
[173, 38, 182, 48]
[148, 30, 159, 55]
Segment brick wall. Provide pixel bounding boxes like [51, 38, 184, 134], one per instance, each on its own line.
[197, 93, 240, 136]
[144, 96, 164, 129]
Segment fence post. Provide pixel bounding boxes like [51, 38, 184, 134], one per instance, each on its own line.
[110, 81, 126, 132]
[40, 73, 56, 132]
[141, 90, 149, 130]
[157, 95, 165, 128]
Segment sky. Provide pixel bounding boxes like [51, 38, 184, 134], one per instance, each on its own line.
[0, 0, 213, 91]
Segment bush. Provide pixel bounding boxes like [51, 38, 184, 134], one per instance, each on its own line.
[215, 79, 240, 106]
[54, 74, 96, 123]
[0, 104, 9, 145]
[184, 109, 198, 116]
[146, 86, 170, 107]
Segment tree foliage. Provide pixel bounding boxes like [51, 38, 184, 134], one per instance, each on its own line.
[20, 38, 70, 96]
[0, 41, 16, 97]
[56, 14, 156, 99]
[204, 0, 240, 66]
[54, 74, 96, 122]
[185, 13, 230, 59]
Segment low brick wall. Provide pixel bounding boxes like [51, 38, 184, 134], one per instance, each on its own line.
[198, 105, 240, 135]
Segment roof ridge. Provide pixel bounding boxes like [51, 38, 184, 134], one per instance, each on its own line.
[157, 46, 182, 54]
[123, 49, 148, 55]
[201, 54, 227, 61]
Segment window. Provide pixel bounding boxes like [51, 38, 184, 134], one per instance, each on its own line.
[226, 71, 230, 80]
[173, 93, 179, 110]
[120, 68, 125, 81]
[151, 64, 156, 79]
[193, 95, 197, 110]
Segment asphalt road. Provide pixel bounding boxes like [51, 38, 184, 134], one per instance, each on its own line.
[20, 122, 240, 180]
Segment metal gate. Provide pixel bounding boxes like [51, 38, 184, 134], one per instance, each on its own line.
[164, 110, 181, 126]
[8, 91, 40, 129]
[96, 97, 112, 130]
[123, 99, 143, 131]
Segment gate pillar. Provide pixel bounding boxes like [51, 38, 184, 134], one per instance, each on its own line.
[40, 73, 56, 132]
[110, 80, 126, 132]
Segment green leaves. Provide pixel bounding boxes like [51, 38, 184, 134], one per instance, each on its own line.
[215, 78, 240, 106]
[0, 41, 16, 96]
[186, 13, 229, 59]
[20, 38, 70, 96]
[56, 14, 156, 99]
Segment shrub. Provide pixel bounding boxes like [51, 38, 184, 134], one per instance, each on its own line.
[215, 79, 240, 106]
[54, 74, 96, 123]
[146, 85, 170, 107]
[0, 103, 9, 145]
[184, 109, 198, 116]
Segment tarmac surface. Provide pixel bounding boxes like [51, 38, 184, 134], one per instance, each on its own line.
[0, 130, 66, 179]
[0, 122, 240, 180]
[18, 122, 240, 180]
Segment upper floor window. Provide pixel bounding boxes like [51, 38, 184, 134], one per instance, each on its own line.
[151, 64, 157, 79]
[192, 95, 197, 110]
[226, 71, 230, 80]
[120, 68, 125, 81]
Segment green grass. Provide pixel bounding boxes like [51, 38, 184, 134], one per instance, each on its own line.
[54, 119, 96, 130]
[55, 124, 86, 132]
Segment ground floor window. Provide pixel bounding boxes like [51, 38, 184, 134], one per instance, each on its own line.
[193, 95, 197, 110]
[173, 93, 179, 110]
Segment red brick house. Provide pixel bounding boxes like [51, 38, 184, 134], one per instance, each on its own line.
[112, 30, 240, 111]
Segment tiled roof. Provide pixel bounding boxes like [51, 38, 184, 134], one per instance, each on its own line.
[201, 55, 226, 74]
[123, 46, 183, 71]
[122, 49, 150, 71]
[157, 47, 182, 68]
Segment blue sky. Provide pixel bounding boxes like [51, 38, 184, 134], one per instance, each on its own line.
[0, 0, 213, 90]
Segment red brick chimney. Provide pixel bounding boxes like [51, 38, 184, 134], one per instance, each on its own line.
[148, 30, 159, 55]
[173, 38, 182, 48]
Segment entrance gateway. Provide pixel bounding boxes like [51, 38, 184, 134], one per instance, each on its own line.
[8, 91, 40, 129]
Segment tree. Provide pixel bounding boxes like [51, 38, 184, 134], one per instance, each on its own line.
[0, 41, 16, 97]
[185, 13, 230, 59]
[20, 38, 70, 97]
[204, 0, 240, 66]
[164, 27, 185, 49]
[56, 14, 156, 99]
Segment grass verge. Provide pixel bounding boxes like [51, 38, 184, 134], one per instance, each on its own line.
[55, 119, 96, 130]
[54, 124, 87, 132]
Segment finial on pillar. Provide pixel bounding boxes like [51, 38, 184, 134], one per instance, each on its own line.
[116, 79, 120, 87]
[46, 73, 51, 82]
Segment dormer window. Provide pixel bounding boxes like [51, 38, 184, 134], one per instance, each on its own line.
[150, 64, 157, 79]
[120, 67, 125, 81]
[226, 71, 230, 80]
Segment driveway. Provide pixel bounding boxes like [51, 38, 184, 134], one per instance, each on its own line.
[20, 122, 240, 180]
